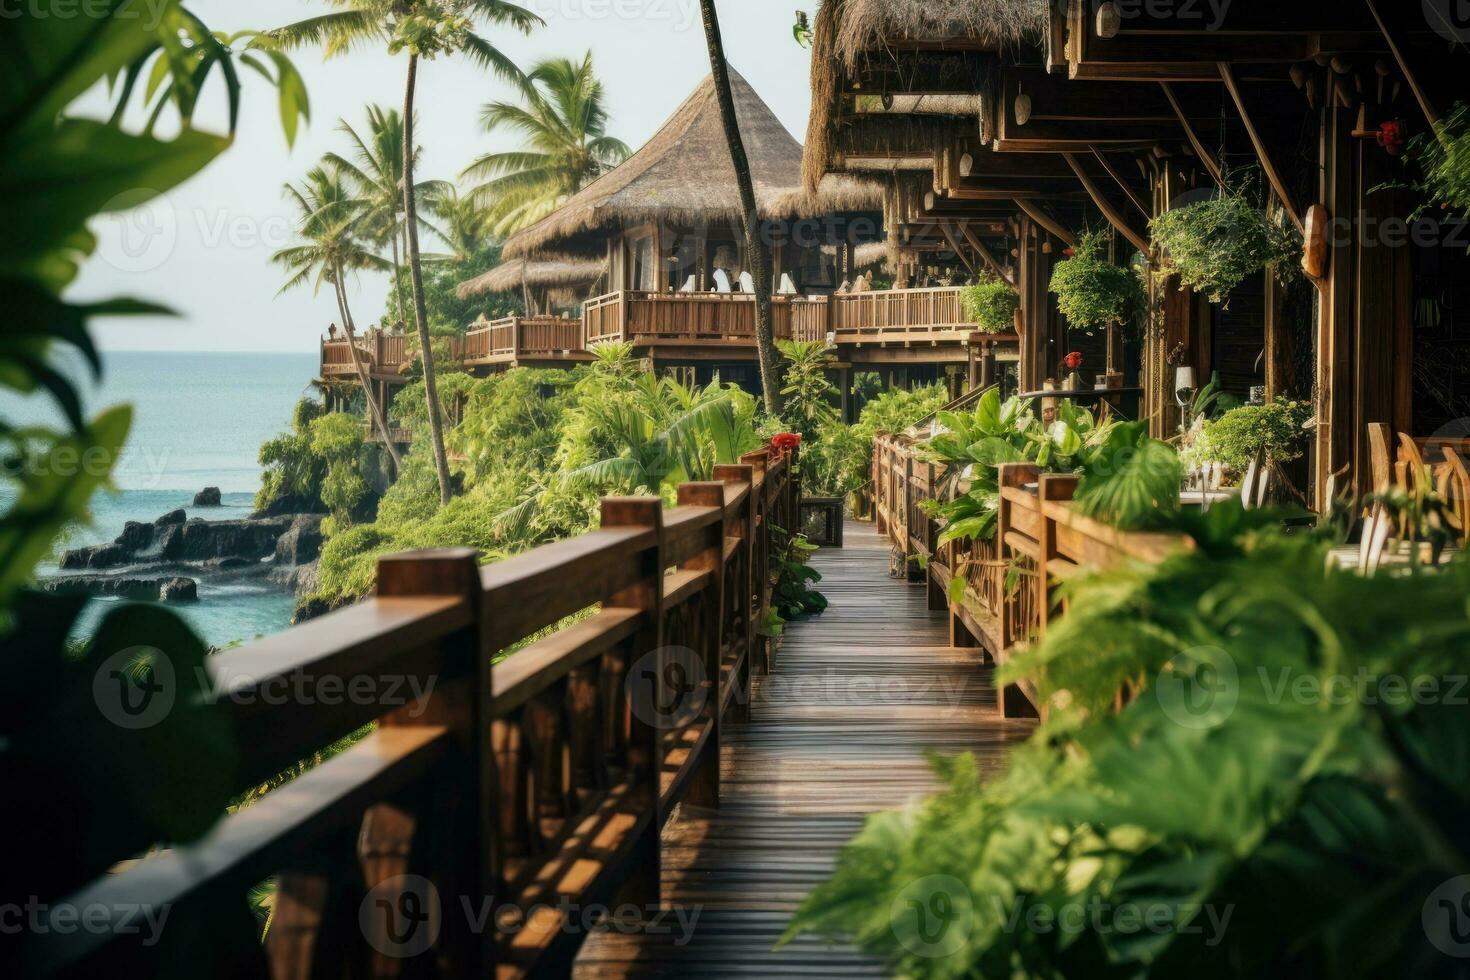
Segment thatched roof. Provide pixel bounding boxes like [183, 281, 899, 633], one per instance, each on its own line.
[803, 0, 1043, 191]
[831, 0, 1047, 66]
[505, 69, 836, 260]
[456, 257, 605, 300]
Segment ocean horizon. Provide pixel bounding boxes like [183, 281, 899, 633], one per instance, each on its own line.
[3, 349, 322, 647]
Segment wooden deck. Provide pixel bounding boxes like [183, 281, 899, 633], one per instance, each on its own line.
[573, 521, 1035, 976]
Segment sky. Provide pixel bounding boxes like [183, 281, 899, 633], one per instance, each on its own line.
[76, 0, 815, 353]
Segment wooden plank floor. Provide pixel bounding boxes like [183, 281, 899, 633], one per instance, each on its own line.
[574, 521, 1035, 977]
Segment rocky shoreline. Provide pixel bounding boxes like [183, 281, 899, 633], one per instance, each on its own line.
[52, 494, 325, 613]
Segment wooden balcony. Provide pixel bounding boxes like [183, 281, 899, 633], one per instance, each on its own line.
[583, 290, 832, 354]
[319, 331, 409, 381]
[462, 315, 592, 368]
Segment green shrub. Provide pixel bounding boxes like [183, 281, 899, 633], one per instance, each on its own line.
[1049, 228, 1143, 333]
[1188, 399, 1313, 472]
[959, 276, 1020, 333]
[257, 400, 376, 519]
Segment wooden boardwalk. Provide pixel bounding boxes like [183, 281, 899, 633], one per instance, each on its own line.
[574, 521, 1035, 977]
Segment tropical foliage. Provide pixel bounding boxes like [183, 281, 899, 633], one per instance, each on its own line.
[777, 340, 840, 442]
[1391, 102, 1470, 216]
[921, 389, 1181, 546]
[1049, 228, 1144, 333]
[272, 164, 402, 466]
[271, 0, 545, 507]
[324, 104, 443, 318]
[464, 52, 631, 235]
[785, 510, 1470, 978]
[959, 276, 1021, 333]
[306, 351, 770, 609]
[1151, 178, 1301, 304]
[0, 0, 294, 920]
[804, 383, 950, 499]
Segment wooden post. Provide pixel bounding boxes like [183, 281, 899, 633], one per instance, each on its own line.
[740, 450, 773, 674]
[714, 464, 756, 723]
[1316, 108, 1356, 508]
[599, 498, 665, 907]
[369, 549, 487, 974]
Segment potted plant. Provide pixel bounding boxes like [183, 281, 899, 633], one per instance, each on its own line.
[1049, 229, 1143, 335]
[1150, 175, 1301, 304]
[959, 275, 1020, 334]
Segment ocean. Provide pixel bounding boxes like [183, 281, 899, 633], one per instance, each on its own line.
[3, 350, 321, 648]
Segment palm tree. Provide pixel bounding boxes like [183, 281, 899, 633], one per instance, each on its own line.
[273, 166, 402, 469]
[698, 0, 781, 415]
[271, 0, 542, 506]
[426, 185, 496, 265]
[463, 52, 630, 235]
[324, 105, 445, 321]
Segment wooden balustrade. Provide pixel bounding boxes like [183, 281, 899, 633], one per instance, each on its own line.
[319, 332, 410, 379]
[830, 286, 988, 345]
[873, 433, 1186, 718]
[38, 446, 800, 978]
[463, 316, 588, 366]
[582, 286, 991, 351]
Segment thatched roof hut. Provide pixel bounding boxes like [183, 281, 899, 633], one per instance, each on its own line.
[804, 0, 1047, 191]
[456, 257, 606, 300]
[502, 68, 880, 260]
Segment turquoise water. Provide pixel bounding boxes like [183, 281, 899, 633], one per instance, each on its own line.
[3, 351, 319, 647]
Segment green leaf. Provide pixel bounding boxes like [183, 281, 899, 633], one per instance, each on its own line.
[1, 120, 229, 290]
[0, 405, 132, 605]
[0, 0, 179, 136]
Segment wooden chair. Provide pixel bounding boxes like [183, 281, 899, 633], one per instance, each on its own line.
[1367, 422, 1395, 494]
[1441, 447, 1470, 535]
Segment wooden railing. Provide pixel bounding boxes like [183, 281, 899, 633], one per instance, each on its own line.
[320, 331, 409, 378]
[831, 286, 991, 345]
[39, 446, 800, 978]
[582, 291, 833, 348]
[873, 433, 1184, 717]
[463, 316, 587, 364]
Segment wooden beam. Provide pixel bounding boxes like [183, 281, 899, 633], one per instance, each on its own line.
[937, 222, 979, 276]
[1063, 152, 1150, 254]
[1014, 200, 1076, 247]
[1158, 82, 1224, 186]
[1361, 0, 1442, 128]
[959, 222, 1016, 287]
[1218, 63, 1305, 232]
[1090, 147, 1151, 219]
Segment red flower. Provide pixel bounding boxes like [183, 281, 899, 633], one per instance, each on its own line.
[1377, 120, 1407, 156]
[772, 432, 802, 453]
[1064, 351, 1084, 370]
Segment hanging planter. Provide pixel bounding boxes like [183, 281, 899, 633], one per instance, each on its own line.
[1150, 180, 1301, 305]
[959, 275, 1020, 334]
[1048, 229, 1143, 335]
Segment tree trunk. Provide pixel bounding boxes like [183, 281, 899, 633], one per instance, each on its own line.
[333, 264, 402, 470]
[403, 53, 454, 504]
[389, 230, 405, 327]
[698, 0, 782, 416]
